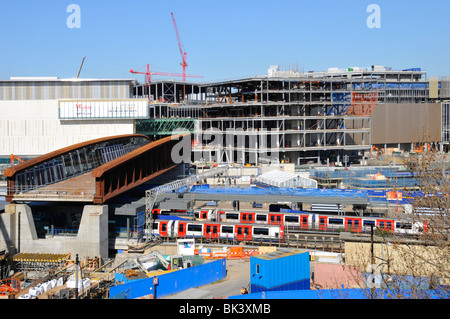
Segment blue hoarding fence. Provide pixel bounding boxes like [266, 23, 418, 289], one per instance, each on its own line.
[109, 258, 226, 299]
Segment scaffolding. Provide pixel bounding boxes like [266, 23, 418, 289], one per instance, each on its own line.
[135, 67, 430, 166]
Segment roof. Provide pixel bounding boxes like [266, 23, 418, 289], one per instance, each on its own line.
[257, 170, 298, 183]
[253, 249, 308, 261]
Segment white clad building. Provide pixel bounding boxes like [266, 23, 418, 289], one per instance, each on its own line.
[0, 77, 148, 158]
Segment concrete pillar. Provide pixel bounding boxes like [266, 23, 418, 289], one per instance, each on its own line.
[76, 205, 109, 259]
[0, 204, 38, 255]
[0, 203, 108, 259]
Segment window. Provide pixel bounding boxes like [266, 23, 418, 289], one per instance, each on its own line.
[256, 264, 260, 274]
[364, 220, 375, 227]
[248, 214, 253, 221]
[187, 224, 203, 232]
[222, 226, 233, 233]
[244, 228, 249, 235]
[206, 225, 211, 233]
[237, 227, 242, 235]
[329, 218, 343, 225]
[226, 213, 239, 220]
[396, 222, 412, 230]
[276, 216, 281, 222]
[285, 216, 299, 223]
[256, 214, 267, 221]
[161, 223, 167, 232]
[242, 214, 247, 221]
[179, 224, 184, 232]
[254, 228, 269, 235]
[213, 226, 218, 233]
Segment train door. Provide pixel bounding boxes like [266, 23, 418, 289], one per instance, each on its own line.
[268, 213, 283, 225]
[377, 219, 395, 232]
[177, 221, 187, 237]
[236, 225, 252, 241]
[217, 211, 225, 222]
[318, 216, 328, 231]
[152, 209, 160, 220]
[199, 210, 209, 220]
[159, 221, 169, 237]
[299, 215, 310, 230]
[241, 212, 255, 224]
[204, 223, 220, 239]
[345, 218, 362, 232]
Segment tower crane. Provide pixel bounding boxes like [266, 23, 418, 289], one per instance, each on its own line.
[130, 64, 203, 101]
[130, 64, 202, 84]
[171, 12, 188, 82]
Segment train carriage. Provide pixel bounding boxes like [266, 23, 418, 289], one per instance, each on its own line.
[151, 219, 284, 242]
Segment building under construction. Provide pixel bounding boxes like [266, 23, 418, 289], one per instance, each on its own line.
[134, 65, 447, 165]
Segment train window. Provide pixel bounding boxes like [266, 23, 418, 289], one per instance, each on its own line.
[161, 223, 167, 232]
[329, 218, 343, 225]
[222, 226, 233, 233]
[396, 222, 412, 229]
[244, 228, 249, 235]
[270, 216, 275, 222]
[364, 220, 375, 227]
[248, 215, 253, 221]
[387, 222, 392, 229]
[237, 228, 242, 235]
[379, 221, 385, 228]
[276, 216, 281, 222]
[256, 264, 260, 274]
[187, 224, 203, 232]
[226, 213, 239, 220]
[242, 215, 247, 221]
[302, 217, 308, 224]
[213, 226, 218, 233]
[285, 216, 299, 223]
[319, 217, 326, 224]
[206, 225, 211, 233]
[256, 215, 267, 221]
[254, 228, 269, 235]
[179, 224, 184, 232]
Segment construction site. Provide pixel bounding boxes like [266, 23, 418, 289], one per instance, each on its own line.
[0, 9, 449, 301]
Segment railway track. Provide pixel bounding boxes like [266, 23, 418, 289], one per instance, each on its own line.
[141, 232, 346, 254]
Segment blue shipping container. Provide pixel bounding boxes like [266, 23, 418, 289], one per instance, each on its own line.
[250, 249, 310, 293]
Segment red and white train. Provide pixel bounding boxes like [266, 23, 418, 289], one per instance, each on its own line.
[191, 208, 428, 235]
[150, 218, 284, 242]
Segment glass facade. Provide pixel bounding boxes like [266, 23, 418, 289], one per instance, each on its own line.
[14, 136, 149, 194]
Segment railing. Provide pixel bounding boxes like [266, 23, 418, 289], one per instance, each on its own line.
[10, 184, 96, 201]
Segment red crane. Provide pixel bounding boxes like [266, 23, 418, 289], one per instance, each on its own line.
[130, 64, 195, 84]
[171, 12, 188, 82]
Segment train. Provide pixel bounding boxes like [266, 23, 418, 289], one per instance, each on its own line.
[189, 208, 428, 236]
[149, 218, 285, 242]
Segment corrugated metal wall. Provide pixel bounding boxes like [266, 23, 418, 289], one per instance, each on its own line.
[109, 259, 226, 299]
[250, 250, 310, 293]
[371, 103, 441, 144]
[0, 80, 133, 100]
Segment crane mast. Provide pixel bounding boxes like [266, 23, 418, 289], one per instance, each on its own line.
[171, 12, 188, 82]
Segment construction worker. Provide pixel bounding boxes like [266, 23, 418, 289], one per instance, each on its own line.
[241, 287, 248, 294]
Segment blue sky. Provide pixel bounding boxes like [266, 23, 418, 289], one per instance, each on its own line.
[0, 0, 449, 82]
